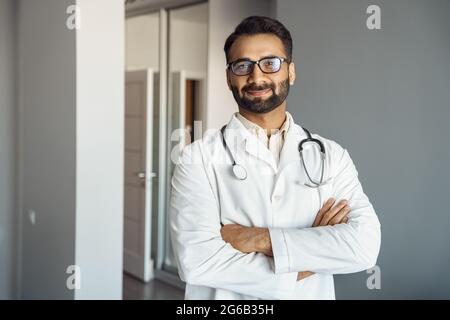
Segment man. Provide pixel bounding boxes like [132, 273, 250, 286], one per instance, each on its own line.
[170, 16, 381, 300]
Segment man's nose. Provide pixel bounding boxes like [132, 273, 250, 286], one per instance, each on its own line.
[247, 63, 267, 83]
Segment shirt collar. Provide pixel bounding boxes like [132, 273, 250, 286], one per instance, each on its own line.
[235, 111, 291, 138]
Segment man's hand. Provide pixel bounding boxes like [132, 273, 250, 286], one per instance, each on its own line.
[313, 198, 350, 227]
[297, 271, 315, 281]
[220, 224, 272, 256]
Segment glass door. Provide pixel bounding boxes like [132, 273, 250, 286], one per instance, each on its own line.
[163, 2, 209, 274]
[124, 1, 208, 285]
[125, 11, 161, 281]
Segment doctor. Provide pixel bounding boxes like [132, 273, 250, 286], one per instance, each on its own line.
[170, 16, 381, 300]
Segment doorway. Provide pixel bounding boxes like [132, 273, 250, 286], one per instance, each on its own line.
[123, 1, 208, 297]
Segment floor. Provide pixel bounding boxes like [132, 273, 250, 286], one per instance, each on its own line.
[123, 273, 185, 300]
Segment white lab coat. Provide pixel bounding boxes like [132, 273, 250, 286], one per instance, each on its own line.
[169, 112, 381, 300]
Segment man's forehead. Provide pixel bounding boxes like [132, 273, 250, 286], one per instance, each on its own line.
[228, 34, 286, 61]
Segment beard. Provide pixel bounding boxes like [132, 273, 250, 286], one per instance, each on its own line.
[231, 78, 290, 114]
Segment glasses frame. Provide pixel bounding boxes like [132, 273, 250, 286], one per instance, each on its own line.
[226, 56, 290, 76]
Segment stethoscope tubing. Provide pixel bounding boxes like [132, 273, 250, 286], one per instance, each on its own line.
[220, 124, 327, 187]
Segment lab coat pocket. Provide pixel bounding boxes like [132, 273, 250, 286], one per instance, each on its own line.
[289, 182, 320, 228]
[315, 180, 334, 209]
[295, 179, 334, 216]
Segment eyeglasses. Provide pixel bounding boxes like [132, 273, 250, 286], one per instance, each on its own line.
[226, 56, 289, 76]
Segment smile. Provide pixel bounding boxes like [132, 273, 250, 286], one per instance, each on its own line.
[246, 88, 272, 97]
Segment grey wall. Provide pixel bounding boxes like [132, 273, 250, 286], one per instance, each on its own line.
[0, 0, 17, 299]
[18, 0, 77, 299]
[277, 0, 450, 299]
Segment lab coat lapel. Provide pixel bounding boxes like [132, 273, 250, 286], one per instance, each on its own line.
[225, 115, 277, 171]
[244, 135, 277, 171]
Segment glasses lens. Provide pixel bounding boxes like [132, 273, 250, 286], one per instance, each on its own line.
[231, 60, 254, 75]
[260, 57, 282, 73]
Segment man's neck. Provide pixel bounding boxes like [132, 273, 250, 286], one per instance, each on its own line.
[238, 103, 287, 136]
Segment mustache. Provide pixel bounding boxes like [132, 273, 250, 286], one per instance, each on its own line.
[243, 83, 275, 92]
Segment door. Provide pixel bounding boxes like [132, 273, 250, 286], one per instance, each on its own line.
[162, 70, 186, 272]
[124, 69, 156, 282]
[170, 70, 187, 145]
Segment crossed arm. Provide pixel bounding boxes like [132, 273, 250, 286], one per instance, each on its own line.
[220, 198, 351, 281]
[170, 143, 381, 299]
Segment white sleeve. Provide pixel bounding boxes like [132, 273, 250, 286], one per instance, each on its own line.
[269, 143, 381, 275]
[169, 144, 298, 300]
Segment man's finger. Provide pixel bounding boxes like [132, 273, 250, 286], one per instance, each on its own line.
[297, 271, 315, 281]
[320, 200, 347, 226]
[319, 199, 348, 226]
[313, 198, 335, 227]
[321, 198, 335, 213]
[328, 205, 350, 225]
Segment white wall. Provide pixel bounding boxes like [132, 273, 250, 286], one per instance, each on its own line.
[75, 0, 124, 300]
[206, 0, 272, 129]
[169, 4, 208, 75]
[0, 0, 17, 299]
[126, 3, 208, 76]
[126, 13, 160, 71]
[126, 0, 204, 15]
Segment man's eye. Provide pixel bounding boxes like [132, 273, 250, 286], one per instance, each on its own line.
[236, 63, 249, 69]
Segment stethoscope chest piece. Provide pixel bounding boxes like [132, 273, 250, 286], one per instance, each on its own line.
[232, 164, 247, 180]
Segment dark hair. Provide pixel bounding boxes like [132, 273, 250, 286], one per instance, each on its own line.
[224, 16, 293, 63]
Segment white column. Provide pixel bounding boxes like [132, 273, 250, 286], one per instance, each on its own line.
[75, 0, 125, 300]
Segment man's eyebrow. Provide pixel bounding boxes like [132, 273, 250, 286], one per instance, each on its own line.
[259, 55, 281, 59]
[258, 53, 281, 58]
[230, 57, 252, 62]
[230, 55, 281, 62]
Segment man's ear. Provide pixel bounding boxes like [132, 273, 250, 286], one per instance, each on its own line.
[226, 70, 232, 90]
[288, 62, 296, 86]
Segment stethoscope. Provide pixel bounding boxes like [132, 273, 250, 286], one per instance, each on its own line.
[220, 125, 327, 188]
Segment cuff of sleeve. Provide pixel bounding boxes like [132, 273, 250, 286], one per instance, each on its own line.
[273, 270, 298, 300]
[269, 228, 291, 274]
